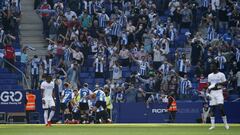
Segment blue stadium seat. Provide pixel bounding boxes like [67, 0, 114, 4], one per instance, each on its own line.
[84, 79, 94, 84]
[123, 72, 131, 78]
[0, 74, 20, 79]
[164, 10, 170, 16]
[0, 85, 23, 90]
[180, 28, 190, 34]
[79, 73, 89, 78]
[160, 16, 167, 22]
[122, 67, 129, 72]
[88, 67, 94, 72]
[0, 68, 10, 73]
[95, 78, 105, 84]
[131, 66, 138, 72]
[0, 79, 17, 85]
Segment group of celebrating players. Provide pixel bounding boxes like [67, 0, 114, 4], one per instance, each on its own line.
[41, 77, 111, 127]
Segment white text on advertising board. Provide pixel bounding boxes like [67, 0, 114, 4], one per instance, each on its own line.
[0, 91, 23, 105]
[152, 108, 168, 114]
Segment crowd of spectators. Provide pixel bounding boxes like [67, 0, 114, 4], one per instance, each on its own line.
[30, 0, 240, 105]
[3, 0, 233, 107]
[0, 0, 21, 72]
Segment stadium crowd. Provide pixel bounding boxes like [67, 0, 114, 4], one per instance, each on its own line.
[1, 0, 240, 123]
[0, 0, 21, 72]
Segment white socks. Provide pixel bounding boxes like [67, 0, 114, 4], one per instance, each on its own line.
[210, 117, 215, 128]
[222, 116, 228, 125]
[44, 110, 55, 124]
[209, 116, 229, 130]
[222, 116, 229, 129]
[44, 110, 48, 124]
[209, 117, 215, 130]
[48, 110, 55, 122]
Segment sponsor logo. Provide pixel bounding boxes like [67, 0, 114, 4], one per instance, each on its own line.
[152, 108, 168, 114]
[0, 91, 23, 105]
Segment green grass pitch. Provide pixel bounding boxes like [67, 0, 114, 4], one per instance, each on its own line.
[0, 124, 239, 135]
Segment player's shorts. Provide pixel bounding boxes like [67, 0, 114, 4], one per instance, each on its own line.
[209, 89, 224, 106]
[60, 103, 68, 111]
[96, 111, 108, 121]
[42, 98, 55, 109]
[95, 101, 106, 109]
[79, 102, 89, 111]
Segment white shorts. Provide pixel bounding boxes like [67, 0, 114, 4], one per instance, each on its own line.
[209, 89, 224, 106]
[42, 98, 55, 109]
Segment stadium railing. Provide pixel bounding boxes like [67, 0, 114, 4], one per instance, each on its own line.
[0, 57, 30, 89]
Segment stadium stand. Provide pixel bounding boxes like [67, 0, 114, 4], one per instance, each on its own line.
[0, 0, 24, 90]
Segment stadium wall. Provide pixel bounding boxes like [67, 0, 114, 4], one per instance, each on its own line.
[112, 102, 240, 123]
[1, 90, 239, 123]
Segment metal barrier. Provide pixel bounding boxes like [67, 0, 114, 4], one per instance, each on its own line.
[0, 57, 30, 89]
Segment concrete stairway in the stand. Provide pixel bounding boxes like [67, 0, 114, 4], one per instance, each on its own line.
[20, 0, 47, 59]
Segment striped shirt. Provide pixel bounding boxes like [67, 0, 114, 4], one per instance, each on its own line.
[64, 48, 72, 62]
[31, 58, 41, 75]
[79, 87, 92, 103]
[207, 25, 215, 41]
[169, 28, 177, 42]
[98, 13, 109, 28]
[159, 63, 170, 76]
[83, 0, 91, 14]
[94, 89, 106, 102]
[61, 88, 73, 104]
[110, 21, 122, 36]
[202, 0, 210, 8]
[179, 78, 192, 95]
[215, 55, 226, 70]
[95, 57, 104, 72]
[138, 60, 149, 76]
[119, 15, 127, 27]
[43, 58, 53, 75]
[177, 59, 189, 73]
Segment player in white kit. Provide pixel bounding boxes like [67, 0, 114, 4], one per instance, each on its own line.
[207, 63, 229, 130]
[41, 76, 55, 127]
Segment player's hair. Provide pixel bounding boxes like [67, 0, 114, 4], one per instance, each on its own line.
[211, 61, 219, 68]
[64, 82, 69, 87]
[46, 75, 52, 81]
[83, 83, 88, 87]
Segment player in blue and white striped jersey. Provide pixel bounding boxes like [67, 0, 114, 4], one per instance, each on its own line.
[91, 86, 109, 123]
[60, 83, 73, 114]
[79, 83, 93, 123]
